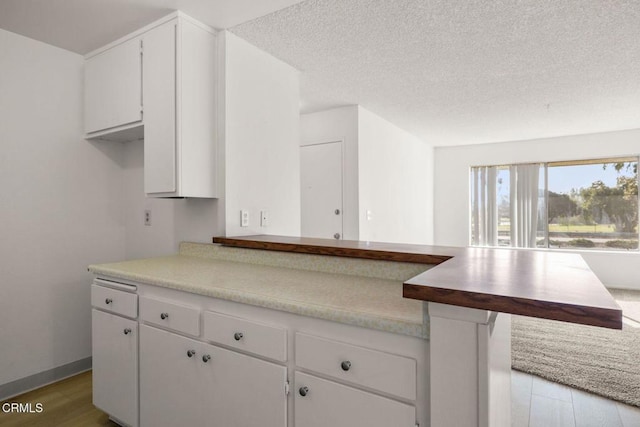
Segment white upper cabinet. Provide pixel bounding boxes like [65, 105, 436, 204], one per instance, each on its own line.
[84, 12, 218, 198]
[85, 37, 142, 137]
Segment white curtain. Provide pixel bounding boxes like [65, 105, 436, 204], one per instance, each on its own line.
[510, 164, 540, 248]
[471, 166, 498, 246]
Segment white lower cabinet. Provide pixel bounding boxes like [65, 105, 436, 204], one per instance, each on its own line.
[139, 324, 287, 427]
[92, 309, 138, 427]
[93, 279, 427, 427]
[294, 372, 416, 427]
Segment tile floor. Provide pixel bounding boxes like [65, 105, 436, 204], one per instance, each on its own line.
[512, 370, 640, 427]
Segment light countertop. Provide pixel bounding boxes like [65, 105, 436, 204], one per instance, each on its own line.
[89, 245, 429, 338]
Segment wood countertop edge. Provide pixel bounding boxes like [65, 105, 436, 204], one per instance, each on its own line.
[403, 284, 621, 329]
[212, 235, 623, 330]
[212, 236, 453, 264]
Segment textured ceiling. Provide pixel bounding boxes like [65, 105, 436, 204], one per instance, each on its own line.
[0, 0, 305, 54]
[231, 0, 640, 146]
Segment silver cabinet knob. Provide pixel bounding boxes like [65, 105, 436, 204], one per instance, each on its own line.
[234, 332, 244, 341]
[341, 361, 352, 371]
[160, 312, 169, 320]
[202, 354, 211, 363]
[334, 233, 341, 239]
[123, 328, 132, 335]
[187, 350, 196, 358]
[105, 298, 113, 305]
[299, 386, 309, 397]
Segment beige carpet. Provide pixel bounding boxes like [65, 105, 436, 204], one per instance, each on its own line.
[511, 294, 640, 407]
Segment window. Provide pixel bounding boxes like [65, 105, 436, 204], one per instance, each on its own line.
[470, 157, 639, 251]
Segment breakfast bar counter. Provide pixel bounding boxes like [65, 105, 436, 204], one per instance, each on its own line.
[213, 235, 622, 427]
[89, 235, 622, 427]
[213, 235, 622, 329]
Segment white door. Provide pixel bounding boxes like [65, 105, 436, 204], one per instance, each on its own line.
[92, 309, 138, 427]
[301, 141, 343, 239]
[294, 372, 416, 427]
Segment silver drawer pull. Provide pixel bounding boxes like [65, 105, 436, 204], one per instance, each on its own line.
[234, 332, 244, 341]
[160, 312, 169, 320]
[123, 328, 132, 335]
[341, 360, 352, 371]
[299, 386, 309, 397]
[187, 350, 196, 358]
[202, 354, 211, 363]
[105, 298, 113, 305]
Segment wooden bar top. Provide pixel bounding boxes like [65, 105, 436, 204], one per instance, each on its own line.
[212, 235, 623, 330]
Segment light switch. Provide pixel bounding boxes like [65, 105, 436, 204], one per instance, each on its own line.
[240, 210, 249, 227]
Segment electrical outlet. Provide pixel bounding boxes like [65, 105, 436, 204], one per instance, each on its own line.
[240, 210, 249, 227]
[260, 210, 269, 227]
[144, 209, 152, 226]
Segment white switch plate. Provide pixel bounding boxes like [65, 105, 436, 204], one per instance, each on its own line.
[260, 210, 269, 227]
[240, 210, 249, 227]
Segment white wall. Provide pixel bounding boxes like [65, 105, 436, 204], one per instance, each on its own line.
[434, 129, 640, 289]
[300, 106, 359, 240]
[300, 106, 434, 244]
[0, 29, 125, 385]
[222, 32, 301, 237]
[358, 108, 434, 244]
[122, 140, 220, 259]
[122, 140, 176, 258]
[0, 26, 302, 394]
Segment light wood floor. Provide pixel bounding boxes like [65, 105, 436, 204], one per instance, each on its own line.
[2, 370, 639, 426]
[0, 371, 117, 427]
[512, 370, 640, 427]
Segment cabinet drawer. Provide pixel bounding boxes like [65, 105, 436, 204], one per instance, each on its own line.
[91, 284, 138, 318]
[294, 372, 416, 427]
[140, 296, 200, 336]
[295, 333, 416, 401]
[203, 311, 287, 362]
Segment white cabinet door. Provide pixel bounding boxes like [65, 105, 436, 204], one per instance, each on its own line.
[294, 372, 416, 427]
[139, 325, 206, 427]
[143, 20, 177, 195]
[85, 37, 142, 134]
[209, 345, 287, 427]
[92, 309, 138, 427]
[139, 324, 287, 427]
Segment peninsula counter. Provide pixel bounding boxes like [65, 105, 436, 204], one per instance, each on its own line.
[213, 235, 622, 427]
